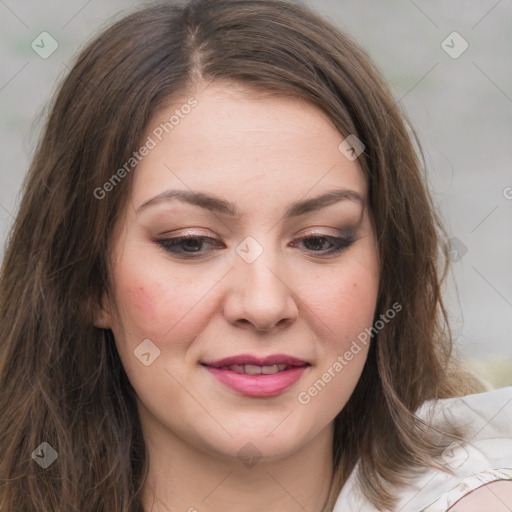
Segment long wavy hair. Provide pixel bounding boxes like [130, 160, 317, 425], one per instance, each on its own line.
[0, 0, 486, 510]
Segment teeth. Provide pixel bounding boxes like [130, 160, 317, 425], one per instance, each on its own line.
[229, 364, 246, 373]
[245, 364, 262, 375]
[261, 364, 287, 374]
[221, 363, 289, 374]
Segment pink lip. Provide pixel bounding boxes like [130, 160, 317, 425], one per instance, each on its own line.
[202, 353, 309, 368]
[201, 353, 310, 397]
[203, 366, 308, 396]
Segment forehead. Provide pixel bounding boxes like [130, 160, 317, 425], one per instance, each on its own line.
[130, 83, 367, 209]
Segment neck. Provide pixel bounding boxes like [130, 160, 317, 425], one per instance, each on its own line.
[140, 413, 334, 512]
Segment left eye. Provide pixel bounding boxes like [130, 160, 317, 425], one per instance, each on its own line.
[293, 234, 355, 255]
[155, 234, 355, 258]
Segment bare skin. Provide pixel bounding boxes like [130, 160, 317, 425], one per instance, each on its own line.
[449, 480, 512, 511]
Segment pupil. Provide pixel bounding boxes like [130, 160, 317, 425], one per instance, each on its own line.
[184, 238, 202, 251]
[306, 237, 327, 251]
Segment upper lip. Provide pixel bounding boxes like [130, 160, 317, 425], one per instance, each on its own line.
[202, 354, 310, 368]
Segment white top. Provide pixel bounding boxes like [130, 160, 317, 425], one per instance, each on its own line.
[333, 386, 512, 511]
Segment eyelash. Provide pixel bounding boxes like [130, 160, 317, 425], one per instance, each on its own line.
[155, 232, 355, 259]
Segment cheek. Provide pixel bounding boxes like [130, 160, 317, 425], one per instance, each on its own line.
[110, 257, 212, 350]
[295, 264, 377, 417]
[130, 285, 158, 322]
[112, 271, 164, 336]
[310, 260, 379, 342]
[109, 265, 204, 385]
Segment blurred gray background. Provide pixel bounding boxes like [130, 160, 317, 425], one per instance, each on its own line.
[1, 0, 511, 386]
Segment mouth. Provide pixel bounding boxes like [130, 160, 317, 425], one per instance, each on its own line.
[200, 354, 310, 397]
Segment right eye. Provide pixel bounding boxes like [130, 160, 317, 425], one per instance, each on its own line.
[155, 235, 224, 259]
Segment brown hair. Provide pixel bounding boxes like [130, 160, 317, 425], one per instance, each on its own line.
[0, 0, 486, 510]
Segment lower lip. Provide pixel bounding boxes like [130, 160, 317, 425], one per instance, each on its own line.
[203, 365, 309, 397]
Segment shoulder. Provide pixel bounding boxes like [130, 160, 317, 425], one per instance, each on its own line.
[412, 386, 512, 512]
[332, 386, 512, 512]
[422, 468, 512, 512]
[448, 480, 512, 511]
[408, 386, 512, 512]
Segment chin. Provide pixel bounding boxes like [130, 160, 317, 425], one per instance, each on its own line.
[199, 416, 320, 462]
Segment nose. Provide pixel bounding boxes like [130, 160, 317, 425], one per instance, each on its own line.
[222, 243, 298, 333]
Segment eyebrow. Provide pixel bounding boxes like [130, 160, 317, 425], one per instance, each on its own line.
[137, 188, 364, 218]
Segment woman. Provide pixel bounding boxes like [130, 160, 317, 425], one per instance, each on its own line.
[0, 0, 510, 510]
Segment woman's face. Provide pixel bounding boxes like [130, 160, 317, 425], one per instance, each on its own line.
[97, 82, 380, 463]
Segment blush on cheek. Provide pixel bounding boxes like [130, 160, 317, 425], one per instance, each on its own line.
[127, 284, 159, 324]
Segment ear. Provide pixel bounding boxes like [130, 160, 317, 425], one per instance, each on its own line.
[93, 291, 113, 329]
